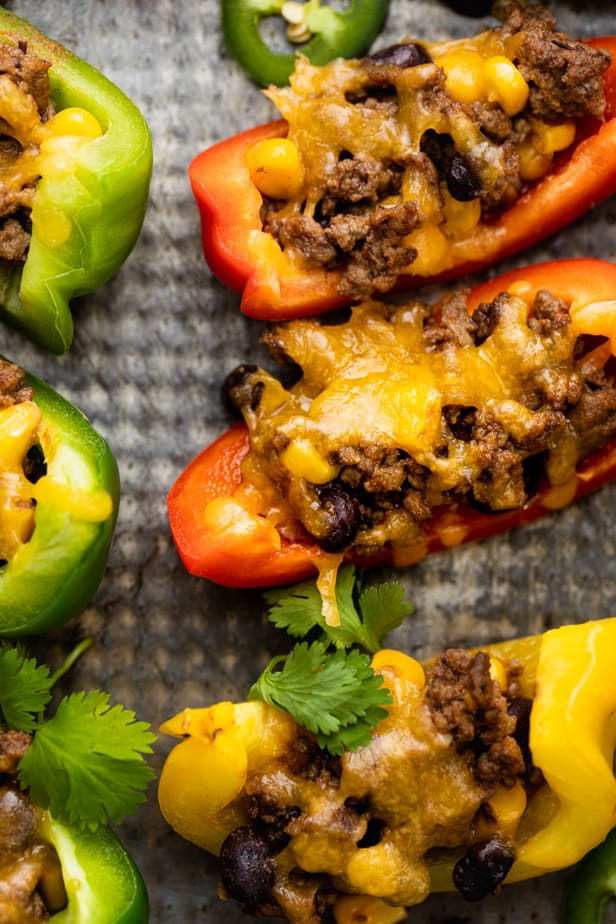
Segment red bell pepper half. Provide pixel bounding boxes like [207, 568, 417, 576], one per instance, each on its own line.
[189, 37, 616, 322]
[167, 258, 616, 588]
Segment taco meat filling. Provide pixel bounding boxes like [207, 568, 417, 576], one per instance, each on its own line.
[218, 649, 538, 921]
[249, 3, 611, 297]
[0, 37, 55, 263]
[0, 730, 66, 923]
[225, 284, 616, 561]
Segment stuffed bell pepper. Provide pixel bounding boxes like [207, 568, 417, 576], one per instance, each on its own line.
[167, 258, 616, 594]
[0, 643, 154, 922]
[0, 7, 152, 353]
[0, 357, 119, 637]
[159, 576, 616, 924]
[190, 3, 616, 320]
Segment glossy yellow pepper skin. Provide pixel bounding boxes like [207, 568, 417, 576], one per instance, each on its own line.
[158, 620, 616, 916]
[159, 701, 297, 855]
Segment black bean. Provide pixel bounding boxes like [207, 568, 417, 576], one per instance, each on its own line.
[366, 42, 431, 69]
[356, 817, 386, 848]
[220, 826, 276, 907]
[446, 152, 482, 202]
[221, 364, 259, 414]
[421, 131, 482, 202]
[23, 442, 47, 483]
[442, 0, 493, 15]
[453, 838, 515, 902]
[316, 483, 361, 552]
[507, 695, 533, 764]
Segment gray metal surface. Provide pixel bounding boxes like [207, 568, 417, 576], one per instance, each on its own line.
[4, 0, 616, 921]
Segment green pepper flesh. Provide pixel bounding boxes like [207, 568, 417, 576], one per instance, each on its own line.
[562, 828, 616, 924]
[41, 815, 149, 924]
[221, 0, 390, 87]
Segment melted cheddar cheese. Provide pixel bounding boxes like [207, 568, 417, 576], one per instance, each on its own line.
[225, 282, 616, 565]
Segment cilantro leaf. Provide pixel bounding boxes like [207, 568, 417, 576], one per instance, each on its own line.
[264, 574, 328, 637]
[264, 565, 412, 652]
[356, 579, 413, 652]
[18, 690, 156, 831]
[0, 647, 51, 733]
[248, 640, 392, 755]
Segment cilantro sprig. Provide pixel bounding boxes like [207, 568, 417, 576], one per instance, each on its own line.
[264, 564, 412, 653]
[250, 565, 412, 755]
[0, 642, 156, 832]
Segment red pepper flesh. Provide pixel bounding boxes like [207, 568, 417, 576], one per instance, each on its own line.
[189, 37, 616, 322]
[167, 259, 616, 588]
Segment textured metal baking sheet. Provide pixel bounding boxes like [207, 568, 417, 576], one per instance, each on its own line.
[4, 0, 616, 921]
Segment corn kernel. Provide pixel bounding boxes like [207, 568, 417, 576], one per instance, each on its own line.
[280, 438, 339, 484]
[531, 117, 576, 155]
[371, 649, 426, 689]
[443, 193, 482, 234]
[517, 139, 552, 182]
[436, 50, 486, 105]
[488, 780, 527, 838]
[246, 137, 305, 200]
[403, 223, 451, 276]
[43, 106, 103, 140]
[482, 56, 529, 116]
[489, 655, 508, 691]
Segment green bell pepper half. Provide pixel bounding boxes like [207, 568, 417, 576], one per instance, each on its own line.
[0, 7, 153, 354]
[562, 828, 616, 924]
[221, 0, 390, 87]
[0, 366, 120, 637]
[41, 814, 149, 923]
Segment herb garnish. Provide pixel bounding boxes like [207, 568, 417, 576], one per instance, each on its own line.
[0, 641, 156, 831]
[249, 565, 412, 755]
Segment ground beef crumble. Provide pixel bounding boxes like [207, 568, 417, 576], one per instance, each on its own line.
[426, 650, 526, 787]
[0, 358, 34, 408]
[0, 729, 31, 773]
